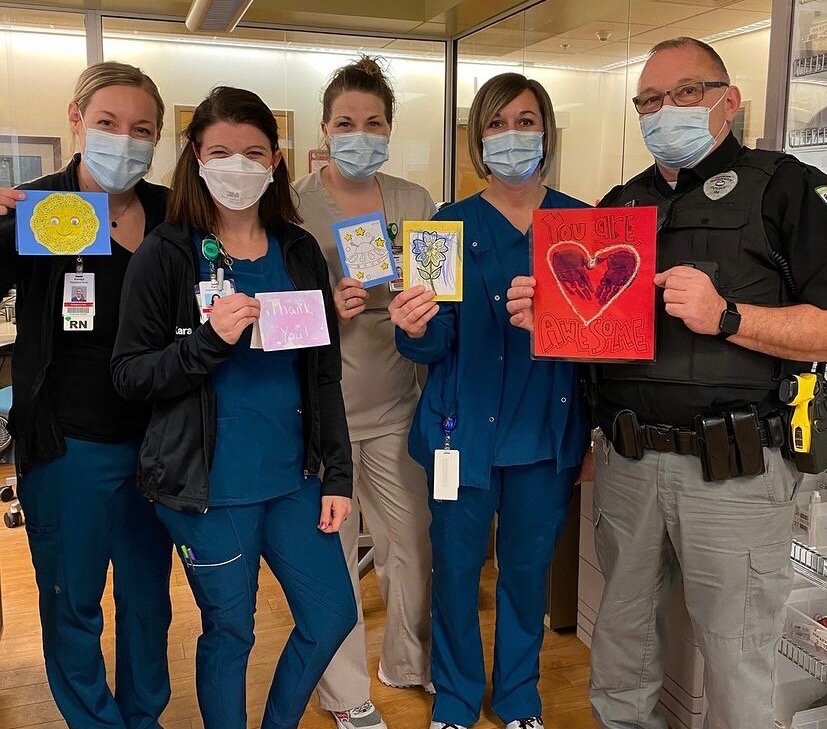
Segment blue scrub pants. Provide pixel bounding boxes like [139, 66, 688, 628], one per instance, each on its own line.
[155, 480, 357, 729]
[429, 460, 576, 727]
[18, 438, 173, 729]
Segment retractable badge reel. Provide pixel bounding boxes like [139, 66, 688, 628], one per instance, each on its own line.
[433, 415, 459, 501]
[196, 235, 235, 324]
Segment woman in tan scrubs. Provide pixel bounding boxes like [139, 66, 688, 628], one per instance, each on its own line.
[293, 57, 435, 729]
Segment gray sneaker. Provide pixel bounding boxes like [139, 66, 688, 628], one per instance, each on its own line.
[429, 723, 468, 729]
[333, 700, 388, 729]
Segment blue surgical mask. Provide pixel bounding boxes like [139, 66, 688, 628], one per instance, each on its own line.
[482, 130, 544, 184]
[640, 93, 727, 170]
[329, 132, 389, 180]
[82, 123, 155, 194]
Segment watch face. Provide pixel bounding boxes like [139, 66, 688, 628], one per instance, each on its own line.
[720, 308, 741, 336]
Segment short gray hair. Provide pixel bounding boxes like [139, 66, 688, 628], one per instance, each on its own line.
[648, 37, 730, 84]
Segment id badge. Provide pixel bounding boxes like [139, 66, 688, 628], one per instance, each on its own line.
[388, 237, 404, 293]
[433, 449, 459, 501]
[62, 272, 95, 331]
[196, 279, 235, 325]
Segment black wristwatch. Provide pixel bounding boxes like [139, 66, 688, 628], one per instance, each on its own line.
[718, 300, 741, 338]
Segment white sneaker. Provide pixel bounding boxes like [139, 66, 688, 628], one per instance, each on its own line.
[505, 719, 544, 729]
[429, 723, 468, 729]
[332, 700, 388, 729]
[378, 663, 436, 694]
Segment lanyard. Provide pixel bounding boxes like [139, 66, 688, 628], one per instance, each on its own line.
[442, 415, 457, 451]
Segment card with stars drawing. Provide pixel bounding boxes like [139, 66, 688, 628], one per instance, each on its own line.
[332, 211, 397, 288]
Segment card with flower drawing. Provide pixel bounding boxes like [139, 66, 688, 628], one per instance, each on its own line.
[401, 220, 463, 302]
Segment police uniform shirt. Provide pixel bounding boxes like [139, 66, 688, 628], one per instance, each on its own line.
[595, 133, 827, 430]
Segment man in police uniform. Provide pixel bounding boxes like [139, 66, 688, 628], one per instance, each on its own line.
[506, 37, 827, 728]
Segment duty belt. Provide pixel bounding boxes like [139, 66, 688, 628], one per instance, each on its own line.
[638, 419, 784, 455]
[610, 409, 788, 482]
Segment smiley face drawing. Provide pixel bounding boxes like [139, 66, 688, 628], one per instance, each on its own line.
[29, 192, 100, 255]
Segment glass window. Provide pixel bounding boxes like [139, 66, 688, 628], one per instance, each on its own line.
[455, 0, 772, 203]
[0, 9, 88, 186]
[101, 18, 446, 201]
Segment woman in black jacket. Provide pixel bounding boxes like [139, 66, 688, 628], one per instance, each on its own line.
[111, 86, 357, 729]
[0, 62, 172, 729]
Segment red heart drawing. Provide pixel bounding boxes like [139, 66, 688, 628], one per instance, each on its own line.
[547, 242, 640, 325]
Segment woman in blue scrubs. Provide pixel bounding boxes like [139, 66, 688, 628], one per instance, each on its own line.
[0, 62, 172, 729]
[111, 86, 357, 729]
[389, 73, 590, 729]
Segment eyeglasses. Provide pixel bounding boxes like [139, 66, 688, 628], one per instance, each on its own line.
[632, 81, 729, 115]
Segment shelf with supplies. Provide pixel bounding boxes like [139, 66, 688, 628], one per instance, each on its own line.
[780, 634, 827, 685]
[792, 540, 827, 590]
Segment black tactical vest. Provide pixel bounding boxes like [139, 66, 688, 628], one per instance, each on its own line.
[596, 148, 795, 405]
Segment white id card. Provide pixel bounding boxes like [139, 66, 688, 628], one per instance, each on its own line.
[250, 321, 263, 350]
[433, 449, 459, 501]
[62, 272, 95, 331]
[196, 279, 235, 325]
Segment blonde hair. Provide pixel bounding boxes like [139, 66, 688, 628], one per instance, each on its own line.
[467, 73, 556, 180]
[72, 61, 165, 133]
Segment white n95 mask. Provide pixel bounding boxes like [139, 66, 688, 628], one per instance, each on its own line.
[198, 154, 273, 210]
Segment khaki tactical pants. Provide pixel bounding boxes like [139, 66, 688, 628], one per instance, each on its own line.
[316, 428, 432, 711]
[589, 429, 798, 729]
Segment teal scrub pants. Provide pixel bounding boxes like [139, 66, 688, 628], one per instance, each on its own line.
[18, 438, 173, 729]
[155, 479, 357, 729]
[428, 460, 577, 727]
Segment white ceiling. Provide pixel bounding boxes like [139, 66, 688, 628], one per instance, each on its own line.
[459, 0, 773, 70]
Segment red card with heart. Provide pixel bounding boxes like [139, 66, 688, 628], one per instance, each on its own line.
[532, 206, 657, 362]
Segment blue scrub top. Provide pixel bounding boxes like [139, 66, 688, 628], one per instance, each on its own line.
[196, 232, 306, 506]
[396, 188, 590, 489]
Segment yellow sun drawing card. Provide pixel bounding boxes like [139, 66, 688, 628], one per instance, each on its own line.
[18, 191, 111, 256]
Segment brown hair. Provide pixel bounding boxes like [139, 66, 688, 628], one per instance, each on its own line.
[648, 37, 730, 84]
[72, 61, 165, 133]
[467, 72, 556, 180]
[322, 55, 395, 125]
[166, 86, 301, 232]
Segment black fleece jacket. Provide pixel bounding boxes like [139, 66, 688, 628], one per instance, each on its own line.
[111, 220, 352, 512]
[0, 155, 166, 473]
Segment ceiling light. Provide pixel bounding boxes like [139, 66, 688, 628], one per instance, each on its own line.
[185, 0, 255, 33]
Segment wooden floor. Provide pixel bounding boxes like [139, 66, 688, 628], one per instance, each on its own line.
[0, 469, 595, 729]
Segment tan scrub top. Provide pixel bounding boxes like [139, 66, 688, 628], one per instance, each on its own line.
[293, 169, 437, 441]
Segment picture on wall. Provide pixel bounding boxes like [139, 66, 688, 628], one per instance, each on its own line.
[173, 105, 295, 179]
[0, 135, 62, 188]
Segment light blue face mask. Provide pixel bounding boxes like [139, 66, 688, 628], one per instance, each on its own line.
[482, 130, 544, 184]
[639, 92, 727, 170]
[329, 132, 389, 180]
[82, 123, 155, 194]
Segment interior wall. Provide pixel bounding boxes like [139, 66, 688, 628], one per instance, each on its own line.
[0, 25, 87, 179]
[101, 34, 446, 200]
[0, 16, 772, 206]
